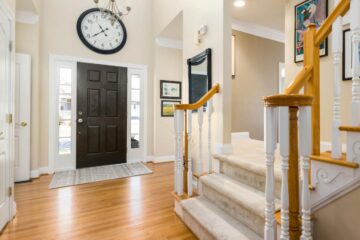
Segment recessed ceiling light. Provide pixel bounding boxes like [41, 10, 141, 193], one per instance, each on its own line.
[234, 0, 246, 8]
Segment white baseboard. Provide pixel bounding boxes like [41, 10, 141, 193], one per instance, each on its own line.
[147, 155, 175, 163]
[30, 167, 50, 179]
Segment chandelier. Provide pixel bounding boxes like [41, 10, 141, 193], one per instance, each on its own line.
[93, 0, 131, 23]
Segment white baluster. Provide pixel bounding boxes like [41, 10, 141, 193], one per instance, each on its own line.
[279, 107, 290, 240]
[351, 0, 360, 125]
[264, 106, 277, 240]
[332, 5, 343, 159]
[198, 107, 204, 175]
[174, 110, 178, 194]
[187, 110, 193, 197]
[299, 106, 313, 240]
[175, 110, 184, 196]
[207, 99, 213, 173]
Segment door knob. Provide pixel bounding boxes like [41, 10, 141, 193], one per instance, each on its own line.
[0, 131, 3, 136]
[20, 122, 27, 127]
[78, 118, 84, 123]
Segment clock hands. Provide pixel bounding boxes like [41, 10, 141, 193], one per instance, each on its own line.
[91, 27, 109, 38]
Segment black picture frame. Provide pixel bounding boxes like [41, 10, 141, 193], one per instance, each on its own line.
[343, 29, 352, 81]
[161, 100, 181, 117]
[188, 48, 212, 105]
[160, 80, 182, 99]
[294, 0, 328, 63]
[77, 8, 128, 55]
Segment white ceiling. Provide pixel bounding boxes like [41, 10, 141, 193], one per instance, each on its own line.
[232, 0, 286, 32]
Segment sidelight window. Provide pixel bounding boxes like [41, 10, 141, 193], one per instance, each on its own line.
[130, 74, 141, 149]
[58, 67, 73, 155]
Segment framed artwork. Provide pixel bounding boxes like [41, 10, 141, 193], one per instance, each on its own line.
[295, 0, 328, 63]
[160, 80, 182, 99]
[161, 100, 181, 117]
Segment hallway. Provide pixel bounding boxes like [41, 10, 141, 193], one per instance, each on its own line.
[0, 163, 195, 240]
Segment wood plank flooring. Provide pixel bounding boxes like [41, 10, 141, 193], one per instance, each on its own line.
[0, 163, 196, 240]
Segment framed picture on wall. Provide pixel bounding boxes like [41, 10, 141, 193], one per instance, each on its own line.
[161, 100, 181, 117]
[294, 0, 328, 63]
[160, 80, 182, 99]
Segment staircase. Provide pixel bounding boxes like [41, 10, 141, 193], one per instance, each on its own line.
[176, 139, 281, 240]
[172, 0, 360, 239]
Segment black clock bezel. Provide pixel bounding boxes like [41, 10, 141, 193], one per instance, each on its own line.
[77, 8, 127, 55]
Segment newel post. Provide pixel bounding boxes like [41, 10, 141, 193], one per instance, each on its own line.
[304, 24, 320, 156]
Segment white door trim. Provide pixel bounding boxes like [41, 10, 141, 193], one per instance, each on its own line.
[48, 54, 148, 173]
[0, 0, 16, 222]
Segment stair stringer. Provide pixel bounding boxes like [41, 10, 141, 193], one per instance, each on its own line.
[310, 161, 360, 211]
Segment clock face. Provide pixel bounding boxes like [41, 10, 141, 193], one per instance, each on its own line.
[77, 8, 127, 54]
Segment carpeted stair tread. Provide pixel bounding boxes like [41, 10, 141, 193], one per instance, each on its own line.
[181, 197, 262, 240]
[201, 173, 280, 219]
[213, 153, 282, 182]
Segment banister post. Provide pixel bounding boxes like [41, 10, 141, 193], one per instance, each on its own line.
[351, 0, 360, 125]
[289, 107, 301, 240]
[304, 24, 320, 156]
[332, 0, 343, 159]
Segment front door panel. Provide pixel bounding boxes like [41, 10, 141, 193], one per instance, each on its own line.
[76, 63, 127, 168]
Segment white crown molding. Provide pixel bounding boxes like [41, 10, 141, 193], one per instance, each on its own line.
[232, 19, 285, 43]
[155, 37, 183, 50]
[16, 10, 39, 24]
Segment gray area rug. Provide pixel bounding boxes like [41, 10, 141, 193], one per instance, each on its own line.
[49, 163, 153, 189]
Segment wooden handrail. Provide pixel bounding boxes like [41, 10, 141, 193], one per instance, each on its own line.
[264, 94, 313, 107]
[175, 84, 220, 110]
[285, 65, 313, 94]
[315, 0, 350, 46]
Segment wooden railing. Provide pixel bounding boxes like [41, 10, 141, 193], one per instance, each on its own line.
[264, 95, 313, 240]
[173, 84, 220, 197]
[285, 0, 350, 156]
[263, 0, 352, 239]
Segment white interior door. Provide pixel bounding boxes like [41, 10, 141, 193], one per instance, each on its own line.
[0, 9, 11, 231]
[14, 54, 31, 182]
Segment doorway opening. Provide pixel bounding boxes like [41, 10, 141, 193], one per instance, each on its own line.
[49, 55, 147, 173]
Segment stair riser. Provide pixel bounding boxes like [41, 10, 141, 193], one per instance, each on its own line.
[202, 184, 265, 237]
[182, 207, 217, 240]
[220, 161, 281, 199]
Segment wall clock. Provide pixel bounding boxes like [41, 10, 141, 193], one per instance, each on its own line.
[77, 8, 127, 54]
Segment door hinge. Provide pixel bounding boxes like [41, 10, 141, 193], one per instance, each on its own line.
[9, 40, 13, 52]
[5, 114, 13, 124]
[8, 187, 12, 197]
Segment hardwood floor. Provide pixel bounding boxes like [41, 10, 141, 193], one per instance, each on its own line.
[0, 163, 196, 240]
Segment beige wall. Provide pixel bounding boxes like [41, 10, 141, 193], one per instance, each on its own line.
[153, 0, 183, 36]
[285, 0, 352, 143]
[153, 45, 182, 157]
[16, 0, 155, 169]
[232, 30, 284, 140]
[183, 0, 232, 147]
[313, 186, 360, 239]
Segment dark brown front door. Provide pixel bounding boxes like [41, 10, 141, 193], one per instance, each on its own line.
[76, 63, 127, 169]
